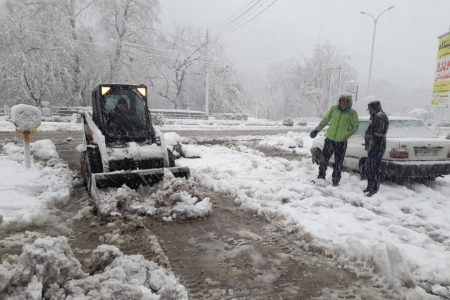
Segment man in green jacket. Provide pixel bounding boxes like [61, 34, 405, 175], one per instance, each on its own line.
[310, 95, 359, 186]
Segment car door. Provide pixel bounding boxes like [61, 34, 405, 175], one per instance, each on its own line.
[343, 120, 369, 172]
[344, 135, 366, 171]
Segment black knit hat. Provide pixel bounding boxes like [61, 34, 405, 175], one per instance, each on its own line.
[367, 100, 381, 111]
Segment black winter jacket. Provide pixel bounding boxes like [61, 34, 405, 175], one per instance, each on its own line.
[365, 112, 389, 152]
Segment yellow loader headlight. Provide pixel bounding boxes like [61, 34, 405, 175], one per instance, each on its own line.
[101, 86, 111, 96]
[137, 87, 147, 97]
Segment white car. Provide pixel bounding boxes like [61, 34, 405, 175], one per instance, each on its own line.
[311, 116, 450, 181]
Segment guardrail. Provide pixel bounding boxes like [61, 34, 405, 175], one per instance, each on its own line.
[150, 109, 208, 120]
[1, 105, 249, 122]
[210, 113, 248, 121]
[50, 106, 85, 115]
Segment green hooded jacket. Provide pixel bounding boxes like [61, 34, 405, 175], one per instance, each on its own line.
[315, 98, 359, 142]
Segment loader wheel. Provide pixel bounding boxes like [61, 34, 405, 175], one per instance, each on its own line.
[84, 146, 103, 195]
[167, 149, 176, 167]
[80, 152, 88, 186]
[87, 146, 103, 173]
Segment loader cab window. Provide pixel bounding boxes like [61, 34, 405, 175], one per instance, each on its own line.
[102, 90, 150, 142]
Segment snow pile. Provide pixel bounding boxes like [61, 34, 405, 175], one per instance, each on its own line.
[0, 142, 72, 223]
[30, 139, 59, 161]
[10, 104, 41, 132]
[164, 132, 182, 148]
[0, 236, 187, 299]
[0, 117, 15, 132]
[95, 171, 212, 221]
[164, 132, 201, 158]
[257, 131, 307, 153]
[39, 121, 82, 131]
[180, 142, 450, 297]
[0, 231, 45, 250]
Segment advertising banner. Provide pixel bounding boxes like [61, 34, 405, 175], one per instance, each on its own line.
[432, 33, 450, 106]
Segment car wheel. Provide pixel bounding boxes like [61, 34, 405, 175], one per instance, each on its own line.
[359, 159, 367, 180]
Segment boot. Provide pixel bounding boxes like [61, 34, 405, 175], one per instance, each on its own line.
[366, 190, 377, 197]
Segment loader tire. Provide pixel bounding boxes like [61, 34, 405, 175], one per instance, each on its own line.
[167, 149, 176, 167]
[85, 146, 103, 195]
[87, 146, 103, 174]
[80, 152, 88, 186]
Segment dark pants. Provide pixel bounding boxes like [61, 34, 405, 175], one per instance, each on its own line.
[319, 138, 347, 184]
[366, 149, 384, 192]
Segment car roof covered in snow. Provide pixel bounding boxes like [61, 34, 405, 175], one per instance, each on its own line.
[358, 116, 420, 121]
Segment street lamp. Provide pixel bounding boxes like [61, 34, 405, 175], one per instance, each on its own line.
[361, 5, 395, 95]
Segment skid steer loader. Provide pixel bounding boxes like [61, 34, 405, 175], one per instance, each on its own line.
[80, 84, 190, 196]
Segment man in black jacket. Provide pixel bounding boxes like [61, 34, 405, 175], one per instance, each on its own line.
[364, 100, 389, 197]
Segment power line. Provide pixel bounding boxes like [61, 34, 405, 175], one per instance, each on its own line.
[29, 30, 217, 64]
[220, 0, 279, 38]
[215, 0, 264, 32]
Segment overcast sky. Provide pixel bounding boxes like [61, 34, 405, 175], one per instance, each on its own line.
[160, 0, 450, 93]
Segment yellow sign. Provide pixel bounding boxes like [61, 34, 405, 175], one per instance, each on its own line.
[432, 32, 450, 106]
[438, 35, 450, 58]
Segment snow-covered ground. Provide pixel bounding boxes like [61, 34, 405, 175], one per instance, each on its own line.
[0, 140, 72, 223]
[0, 115, 314, 132]
[180, 132, 450, 298]
[2, 117, 450, 297]
[162, 116, 316, 131]
[0, 116, 82, 132]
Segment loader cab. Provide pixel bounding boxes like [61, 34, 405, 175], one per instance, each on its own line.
[92, 84, 154, 144]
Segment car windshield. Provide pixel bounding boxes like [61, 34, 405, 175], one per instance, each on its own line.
[354, 119, 437, 138]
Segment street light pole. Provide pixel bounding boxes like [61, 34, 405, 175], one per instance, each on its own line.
[361, 5, 394, 95]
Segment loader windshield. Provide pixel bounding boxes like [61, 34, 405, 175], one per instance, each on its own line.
[102, 89, 150, 142]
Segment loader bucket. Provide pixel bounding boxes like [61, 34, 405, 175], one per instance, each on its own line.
[93, 166, 190, 190]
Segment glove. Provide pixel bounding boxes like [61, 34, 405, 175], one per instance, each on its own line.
[310, 130, 318, 138]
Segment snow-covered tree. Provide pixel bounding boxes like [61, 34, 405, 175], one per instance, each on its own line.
[96, 0, 160, 83]
[148, 25, 206, 109]
[303, 42, 356, 116]
[256, 41, 357, 120]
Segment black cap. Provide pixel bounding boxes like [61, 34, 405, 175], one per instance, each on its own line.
[367, 100, 381, 111]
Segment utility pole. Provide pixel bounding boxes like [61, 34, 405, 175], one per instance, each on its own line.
[337, 65, 342, 97]
[187, 72, 191, 112]
[327, 65, 342, 110]
[204, 29, 210, 115]
[327, 68, 333, 110]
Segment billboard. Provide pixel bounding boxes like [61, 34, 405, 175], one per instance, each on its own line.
[432, 32, 450, 106]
